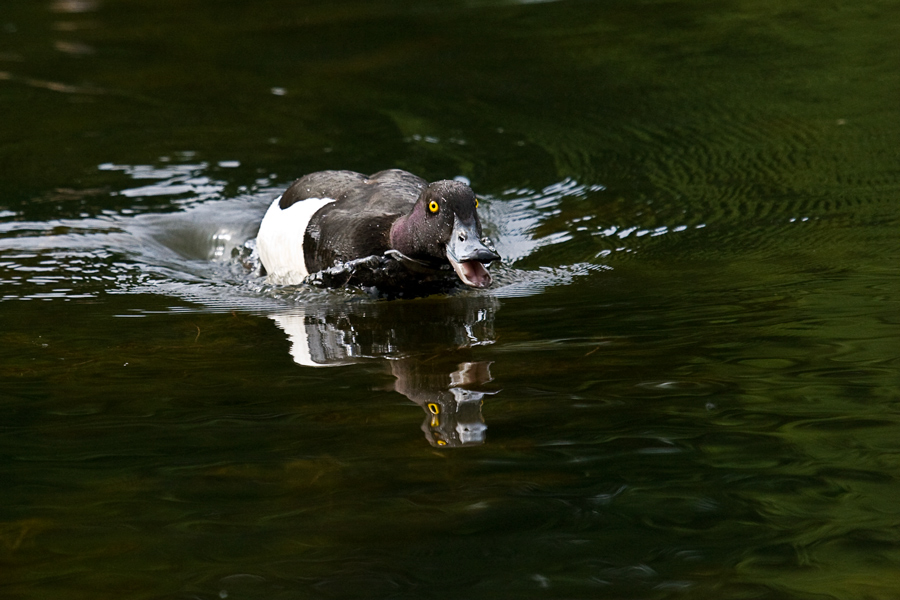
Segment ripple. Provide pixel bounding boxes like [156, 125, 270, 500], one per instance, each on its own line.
[484, 178, 607, 265]
[98, 161, 230, 202]
[1, 160, 628, 309]
[53, 40, 96, 56]
[489, 263, 609, 298]
[0, 70, 106, 95]
[50, 0, 100, 13]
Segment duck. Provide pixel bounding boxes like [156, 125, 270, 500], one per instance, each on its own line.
[256, 169, 500, 294]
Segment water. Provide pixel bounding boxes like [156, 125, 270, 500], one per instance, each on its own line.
[3, 0, 900, 598]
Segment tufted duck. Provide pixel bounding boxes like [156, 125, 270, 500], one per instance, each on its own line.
[256, 169, 500, 294]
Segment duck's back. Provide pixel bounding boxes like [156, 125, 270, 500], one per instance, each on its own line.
[285, 169, 427, 273]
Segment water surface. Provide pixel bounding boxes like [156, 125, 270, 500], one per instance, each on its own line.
[2, 0, 900, 598]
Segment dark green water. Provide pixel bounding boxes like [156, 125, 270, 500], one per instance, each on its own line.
[3, 0, 900, 598]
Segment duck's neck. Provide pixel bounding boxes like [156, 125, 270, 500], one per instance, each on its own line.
[389, 215, 415, 256]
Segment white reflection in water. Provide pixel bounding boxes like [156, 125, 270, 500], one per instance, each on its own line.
[99, 162, 227, 201]
[49, 0, 100, 14]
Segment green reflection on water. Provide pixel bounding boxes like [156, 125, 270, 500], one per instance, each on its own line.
[2, 0, 900, 598]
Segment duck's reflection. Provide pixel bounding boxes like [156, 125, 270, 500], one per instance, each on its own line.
[270, 296, 498, 447]
[391, 357, 491, 447]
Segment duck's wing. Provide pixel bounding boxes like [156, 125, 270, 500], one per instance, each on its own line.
[302, 173, 417, 270]
[279, 169, 429, 272]
[278, 170, 368, 210]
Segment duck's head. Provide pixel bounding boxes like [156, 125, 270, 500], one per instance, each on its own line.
[389, 180, 500, 288]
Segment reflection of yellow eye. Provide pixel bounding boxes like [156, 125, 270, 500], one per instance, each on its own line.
[431, 415, 440, 428]
[428, 200, 439, 213]
[475, 198, 479, 208]
[436, 439, 447, 446]
[427, 403, 440, 414]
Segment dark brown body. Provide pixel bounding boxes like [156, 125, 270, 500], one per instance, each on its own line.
[277, 169, 427, 273]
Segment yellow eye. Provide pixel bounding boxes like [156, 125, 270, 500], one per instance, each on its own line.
[475, 198, 479, 208]
[427, 403, 440, 414]
[428, 200, 439, 213]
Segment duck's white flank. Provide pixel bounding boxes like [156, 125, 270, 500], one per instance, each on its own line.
[257, 195, 336, 285]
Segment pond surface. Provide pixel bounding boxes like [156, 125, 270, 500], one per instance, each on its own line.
[3, 0, 900, 598]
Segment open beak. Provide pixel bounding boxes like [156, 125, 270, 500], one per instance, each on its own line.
[446, 216, 500, 288]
